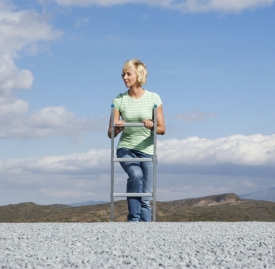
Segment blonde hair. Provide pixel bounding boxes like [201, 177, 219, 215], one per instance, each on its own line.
[122, 59, 148, 85]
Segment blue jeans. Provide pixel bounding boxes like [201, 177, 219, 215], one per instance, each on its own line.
[117, 148, 153, 222]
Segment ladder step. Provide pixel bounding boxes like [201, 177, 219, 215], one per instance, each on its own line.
[115, 123, 144, 127]
[114, 157, 153, 162]
[113, 193, 153, 197]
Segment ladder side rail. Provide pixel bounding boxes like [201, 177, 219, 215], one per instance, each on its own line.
[153, 104, 157, 222]
[110, 104, 115, 222]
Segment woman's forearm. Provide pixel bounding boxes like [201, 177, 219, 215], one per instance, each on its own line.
[156, 125, 166, 135]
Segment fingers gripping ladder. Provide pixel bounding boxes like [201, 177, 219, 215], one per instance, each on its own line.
[110, 104, 158, 222]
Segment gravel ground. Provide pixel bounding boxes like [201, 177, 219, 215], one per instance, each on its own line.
[0, 222, 274, 268]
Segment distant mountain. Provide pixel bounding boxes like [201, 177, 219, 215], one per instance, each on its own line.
[167, 193, 241, 207]
[69, 200, 107, 207]
[240, 187, 275, 202]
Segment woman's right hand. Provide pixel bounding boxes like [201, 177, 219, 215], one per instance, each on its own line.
[108, 109, 125, 138]
[114, 120, 125, 136]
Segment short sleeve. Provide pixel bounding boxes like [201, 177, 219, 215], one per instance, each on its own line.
[153, 92, 162, 107]
[113, 93, 123, 111]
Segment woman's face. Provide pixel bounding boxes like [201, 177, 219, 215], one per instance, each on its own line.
[122, 67, 139, 88]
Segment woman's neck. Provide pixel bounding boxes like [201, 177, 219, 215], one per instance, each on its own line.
[128, 85, 144, 99]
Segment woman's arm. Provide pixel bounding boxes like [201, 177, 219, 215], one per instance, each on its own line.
[107, 109, 124, 138]
[142, 104, 166, 135]
[155, 104, 166, 135]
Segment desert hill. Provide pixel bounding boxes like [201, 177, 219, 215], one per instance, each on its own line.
[0, 193, 274, 222]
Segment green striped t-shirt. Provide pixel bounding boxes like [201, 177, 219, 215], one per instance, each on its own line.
[113, 90, 162, 155]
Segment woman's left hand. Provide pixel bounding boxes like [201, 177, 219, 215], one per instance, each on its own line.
[142, 119, 154, 129]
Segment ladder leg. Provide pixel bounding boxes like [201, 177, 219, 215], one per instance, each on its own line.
[110, 104, 115, 222]
[153, 105, 157, 222]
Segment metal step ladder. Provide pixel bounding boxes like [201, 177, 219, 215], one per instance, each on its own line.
[110, 104, 158, 222]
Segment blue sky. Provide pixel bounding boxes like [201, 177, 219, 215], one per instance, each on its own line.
[0, 0, 274, 205]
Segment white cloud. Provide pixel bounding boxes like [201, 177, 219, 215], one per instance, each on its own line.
[0, 133, 274, 204]
[0, 57, 101, 137]
[0, 149, 109, 182]
[0, 55, 33, 93]
[1, 133, 274, 175]
[0, 149, 111, 204]
[0, 106, 104, 138]
[170, 0, 275, 13]
[0, 3, 99, 139]
[0, 5, 60, 93]
[52, 0, 275, 13]
[0, 97, 28, 117]
[0, 6, 61, 94]
[158, 134, 275, 166]
[0, 132, 275, 204]
[0, 7, 61, 54]
[198, 0, 275, 13]
[26, 107, 95, 137]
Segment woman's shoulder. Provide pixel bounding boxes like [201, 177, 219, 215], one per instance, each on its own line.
[145, 89, 158, 96]
[114, 90, 128, 99]
[144, 90, 161, 99]
[144, 90, 162, 106]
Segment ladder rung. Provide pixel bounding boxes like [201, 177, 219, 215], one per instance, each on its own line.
[113, 193, 153, 197]
[114, 158, 153, 162]
[115, 123, 144, 127]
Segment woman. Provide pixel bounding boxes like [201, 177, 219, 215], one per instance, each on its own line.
[108, 59, 165, 222]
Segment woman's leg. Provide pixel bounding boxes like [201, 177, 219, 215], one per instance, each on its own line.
[117, 148, 143, 222]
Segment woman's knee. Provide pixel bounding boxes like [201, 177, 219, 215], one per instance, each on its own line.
[141, 199, 151, 209]
[126, 166, 143, 192]
[126, 164, 143, 180]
